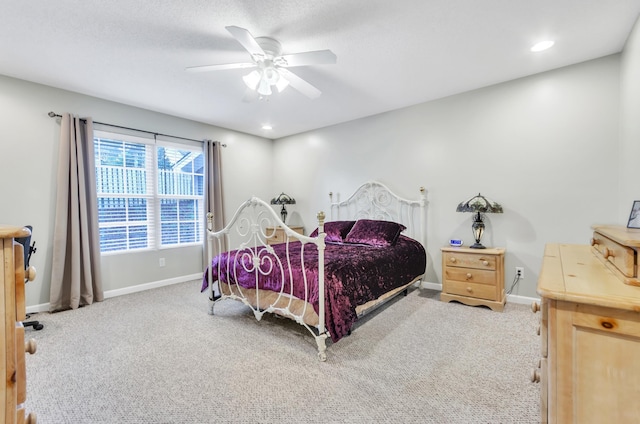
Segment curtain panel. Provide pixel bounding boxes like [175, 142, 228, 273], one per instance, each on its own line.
[50, 113, 104, 312]
[204, 140, 226, 265]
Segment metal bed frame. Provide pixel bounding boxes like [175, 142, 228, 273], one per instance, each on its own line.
[205, 181, 426, 361]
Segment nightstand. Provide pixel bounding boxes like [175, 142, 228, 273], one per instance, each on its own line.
[440, 246, 505, 311]
[265, 226, 304, 245]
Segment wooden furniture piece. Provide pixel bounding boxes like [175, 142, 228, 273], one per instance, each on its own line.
[590, 224, 640, 286]
[440, 246, 505, 311]
[534, 234, 640, 423]
[265, 226, 303, 245]
[1, 225, 37, 424]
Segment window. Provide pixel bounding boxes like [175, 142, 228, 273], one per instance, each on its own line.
[94, 131, 204, 253]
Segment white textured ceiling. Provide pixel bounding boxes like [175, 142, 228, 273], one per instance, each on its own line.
[2, 1, 639, 139]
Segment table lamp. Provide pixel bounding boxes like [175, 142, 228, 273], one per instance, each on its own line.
[270, 192, 296, 224]
[456, 193, 503, 249]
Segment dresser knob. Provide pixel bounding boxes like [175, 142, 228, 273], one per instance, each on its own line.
[26, 265, 36, 282]
[466, 287, 472, 293]
[25, 338, 37, 355]
[590, 237, 597, 246]
[531, 302, 540, 313]
[450, 257, 457, 263]
[465, 273, 472, 280]
[26, 412, 37, 424]
[530, 369, 541, 383]
[603, 247, 613, 259]
[482, 260, 489, 266]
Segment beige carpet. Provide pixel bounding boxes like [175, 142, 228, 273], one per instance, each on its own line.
[24, 280, 540, 423]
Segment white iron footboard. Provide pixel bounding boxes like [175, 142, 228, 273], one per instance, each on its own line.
[205, 197, 329, 361]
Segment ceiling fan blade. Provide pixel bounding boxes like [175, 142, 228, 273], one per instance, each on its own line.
[277, 68, 321, 99]
[279, 50, 337, 67]
[185, 62, 256, 73]
[226, 26, 265, 58]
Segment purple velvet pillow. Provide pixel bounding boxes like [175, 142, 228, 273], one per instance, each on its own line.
[344, 219, 406, 247]
[309, 220, 356, 242]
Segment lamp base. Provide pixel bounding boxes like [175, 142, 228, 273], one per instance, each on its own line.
[469, 242, 486, 249]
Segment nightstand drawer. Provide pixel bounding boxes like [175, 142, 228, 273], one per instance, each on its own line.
[265, 226, 304, 245]
[443, 252, 497, 270]
[444, 267, 497, 285]
[445, 280, 497, 300]
[269, 229, 285, 244]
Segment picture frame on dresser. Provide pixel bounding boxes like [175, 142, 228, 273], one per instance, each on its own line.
[627, 200, 640, 229]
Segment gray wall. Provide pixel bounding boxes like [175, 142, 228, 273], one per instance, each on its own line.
[3, 14, 639, 307]
[272, 54, 624, 299]
[0, 75, 273, 308]
[620, 15, 640, 222]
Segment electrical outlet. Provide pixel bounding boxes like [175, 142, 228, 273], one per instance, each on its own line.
[159, 258, 166, 267]
[515, 267, 524, 279]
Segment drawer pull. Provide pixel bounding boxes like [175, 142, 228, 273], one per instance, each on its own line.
[530, 369, 541, 383]
[25, 338, 37, 355]
[531, 302, 540, 313]
[466, 286, 472, 293]
[590, 237, 597, 246]
[482, 260, 489, 266]
[450, 257, 457, 263]
[466, 273, 472, 280]
[600, 320, 616, 330]
[603, 247, 613, 259]
[26, 265, 36, 282]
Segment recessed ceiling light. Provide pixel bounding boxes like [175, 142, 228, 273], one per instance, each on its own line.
[262, 124, 273, 130]
[531, 40, 555, 52]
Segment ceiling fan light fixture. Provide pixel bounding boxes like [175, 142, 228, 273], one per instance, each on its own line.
[257, 77, 272, 96]
[242, 70, 261, 90]
[263, 65, 280, 85]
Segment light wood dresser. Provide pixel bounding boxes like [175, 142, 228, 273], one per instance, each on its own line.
[265, 226, 304, 245]
[534, 225, 640, 424]
[1, 225, 37, 424]
[440, 247, 505, 312]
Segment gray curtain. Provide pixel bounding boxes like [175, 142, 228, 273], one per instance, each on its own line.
[204, 140, 226, 263]
[50, 113, 104, 312]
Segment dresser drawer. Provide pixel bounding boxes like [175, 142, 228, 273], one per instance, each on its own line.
[443, 252, 497, 270]
[444, 267, 497, 285]
[592, 231, 636, 278]
[444, 279, 498, 300]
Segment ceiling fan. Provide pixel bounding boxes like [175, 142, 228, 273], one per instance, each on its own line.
[186, 26, 336, 100]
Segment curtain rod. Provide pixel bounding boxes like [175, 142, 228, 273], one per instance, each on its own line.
[48, 111, 226, 147]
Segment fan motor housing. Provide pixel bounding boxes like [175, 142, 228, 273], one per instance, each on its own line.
[255, 37, 282, 58]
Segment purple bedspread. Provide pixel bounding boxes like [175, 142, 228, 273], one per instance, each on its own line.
[201, 235, 426, 342]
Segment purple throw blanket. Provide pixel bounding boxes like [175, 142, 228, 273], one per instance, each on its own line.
[202, 235, 426, 342]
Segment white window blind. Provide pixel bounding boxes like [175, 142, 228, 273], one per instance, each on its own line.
[94, 131, 204, 253]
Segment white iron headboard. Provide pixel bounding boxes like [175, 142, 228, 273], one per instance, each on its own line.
[329, 181, 427, 246]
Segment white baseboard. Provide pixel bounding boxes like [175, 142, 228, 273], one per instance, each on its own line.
[27, 275, 539, 314]
[420, 281, 442, 291]
[419, 281, 539, 306]
[26, 273, 201, 314]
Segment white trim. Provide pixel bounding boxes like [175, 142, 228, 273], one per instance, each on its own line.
[505, 293, 540, 305]
[25, 273, 201, 314]
[420, 281, 442, 291]
[418, 282, 539, 305]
